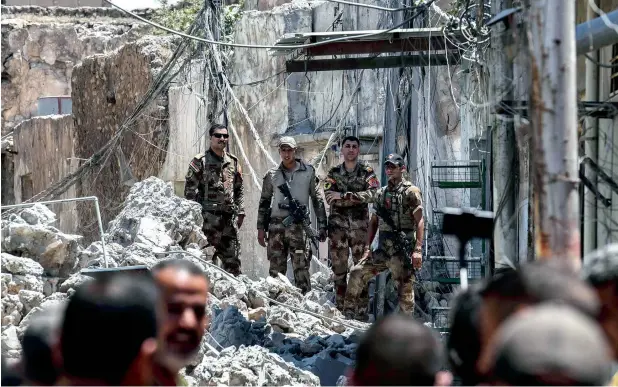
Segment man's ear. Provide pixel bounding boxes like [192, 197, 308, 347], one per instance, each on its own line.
[434, 370, 453, 386]
[141, 337, 158, 358]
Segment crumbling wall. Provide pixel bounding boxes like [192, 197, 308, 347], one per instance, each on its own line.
[12, 115, 79, 234]
[0, 5, 150, 134]
[71, 37, 173, 243]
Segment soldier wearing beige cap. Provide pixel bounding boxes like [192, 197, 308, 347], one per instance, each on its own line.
[256, 136, 327, 294]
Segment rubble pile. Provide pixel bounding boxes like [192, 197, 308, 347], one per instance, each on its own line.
[1, 177, 368, 386]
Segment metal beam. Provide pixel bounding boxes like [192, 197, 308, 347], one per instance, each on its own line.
[495, 100, 618, 119]
[285, 52, 460, 72]
[304, 36, 457, 56]
[270, 27, 464, 56]
[576, 7, 618, 55]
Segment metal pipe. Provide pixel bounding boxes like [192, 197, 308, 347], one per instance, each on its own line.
[0, 196, 100, 209]
[1, 196, 108, 268]
[576, 6, 618, 55]
[93, 198, 108, 269]
[583, 1, 600, 255]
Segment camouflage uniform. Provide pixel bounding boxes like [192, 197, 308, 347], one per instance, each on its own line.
[257, 159, 327, 294]
[184, 149, 244, 276]
[343, 178, 423, 318]
[324, 162, 379, 311]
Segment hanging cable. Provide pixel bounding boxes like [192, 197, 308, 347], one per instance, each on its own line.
[103, 0, 436, 51]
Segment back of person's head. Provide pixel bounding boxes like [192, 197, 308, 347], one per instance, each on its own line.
[352, 314, 450, 386]
[489, 303, 613, 386]
[447, 284, 483, 385]
[1, 356, 23, 386]
[582, 243, 618, 361]
[151, 258, 206, 278]
[21, 304, 65, 385]
[582, 243, 618, 287]
[480, 260, 600, 322]
[59, 272, 161, 385]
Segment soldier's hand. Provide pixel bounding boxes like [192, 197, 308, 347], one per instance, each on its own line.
[318, 228, 327, 242]
[258, 229, 267, 247]
[325, 191, 343, 205]
[236, 214, 245, 229]
[412, 250, 422, 270]
[362, 248, 372, 261]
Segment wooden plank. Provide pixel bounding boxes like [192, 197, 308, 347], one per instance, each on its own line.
[285, 52, 460, 72]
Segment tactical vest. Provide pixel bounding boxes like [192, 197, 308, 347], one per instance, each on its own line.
[375, 180, 416, 232]
[269, 161, 314, 219]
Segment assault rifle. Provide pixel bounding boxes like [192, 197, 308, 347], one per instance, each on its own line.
[277, 182, 319, 250]
[374, 205, 416, 271]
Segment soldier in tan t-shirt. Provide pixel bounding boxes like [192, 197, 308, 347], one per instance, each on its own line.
[342, 153, 424, 321]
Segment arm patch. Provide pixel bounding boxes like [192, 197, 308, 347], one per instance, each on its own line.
[189, 159, 201, 173]
[366, 176, 380, 188]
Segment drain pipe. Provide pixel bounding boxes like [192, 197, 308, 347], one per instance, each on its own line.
[583, 1, 600, 255]
[576, 6, 618, 55]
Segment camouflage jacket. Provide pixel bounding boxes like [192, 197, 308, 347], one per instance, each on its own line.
[324, 162, 380, 229]
[372, 179, 423, 233]
[257, 159, 327, 230]
[184, 149, 245, 215]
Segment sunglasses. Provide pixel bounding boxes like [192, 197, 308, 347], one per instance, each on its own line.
[212, 133, 229, 139]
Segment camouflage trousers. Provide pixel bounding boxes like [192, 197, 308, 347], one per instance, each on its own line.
[202, 211, 241, 276]
[343, 250, 415, 320]
[329, 227, 369, 312]
[267, 219, 311, 294]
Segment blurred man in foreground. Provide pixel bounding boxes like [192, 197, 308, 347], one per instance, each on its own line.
[582, 244, 618, 385]
[56, 273, 162, 386]
[486, 304, 613, 386]
[476, 261, 601, 380]
[349, 314, 451, 386]
[20, 304, 65, 386]
[151, 259, 210, 386]
[446, 284, 484, 385]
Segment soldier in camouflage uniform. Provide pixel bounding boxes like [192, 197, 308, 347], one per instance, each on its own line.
[257, 136, 327, 294]
[323, 136, 380, 312]
[343, 153, 425, 320]
[184, 124, 245, 276]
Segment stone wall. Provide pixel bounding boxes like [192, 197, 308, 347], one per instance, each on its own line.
[1, 5, 150, 134]
[71, 37, 174, 243]
[11, 115, 80, 234]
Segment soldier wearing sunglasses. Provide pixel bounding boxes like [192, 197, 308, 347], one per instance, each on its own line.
[184, 124, 245, 276]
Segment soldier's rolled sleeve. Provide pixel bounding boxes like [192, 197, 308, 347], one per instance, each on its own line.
[257, 172, 273, 229]
[344, 169, 379, 203]
[184, 162, 201, 201]
[404, 186, 423, 215]
[234, 170, 245, 215]
[310, 174, 328, 229]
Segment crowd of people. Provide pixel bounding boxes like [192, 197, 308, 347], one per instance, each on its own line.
[1, 242, 617, 386]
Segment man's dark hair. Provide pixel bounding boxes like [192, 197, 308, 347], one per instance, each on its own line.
[341, 136, 360, 147]
[151, 258, 207, 279]
[479, 260, 600, 323]
[60, 273, 160, 385]
[447, 284, 483, 385]
[21, 304, 65, 385]
[209, 124, 227, 136]
[354, 314, 444, 386]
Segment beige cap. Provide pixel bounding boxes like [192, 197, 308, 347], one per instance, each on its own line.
[278, 136, 297, 148]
